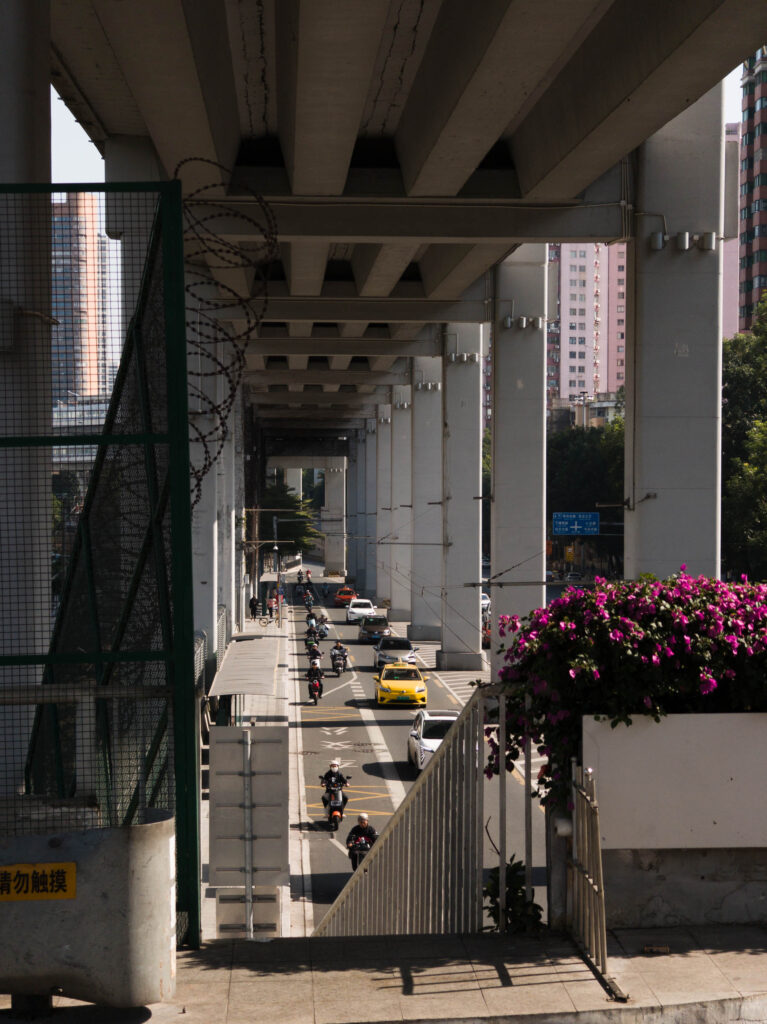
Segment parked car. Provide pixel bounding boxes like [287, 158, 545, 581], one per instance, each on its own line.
[374, 662, 429, 706]
[407, 710, 459, 771]
[564, 570, 584, 582]
[333, 585, 358, 607]
[481, 592, 491, 613]
[346, 598, 376, 623]
[357, 614, 391, 643]
[373, 635, 418, 669]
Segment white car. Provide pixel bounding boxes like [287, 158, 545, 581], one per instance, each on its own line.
[346, 597, 376, 623]
[481, 592, 491, 612]
[407, 710, 460, 772]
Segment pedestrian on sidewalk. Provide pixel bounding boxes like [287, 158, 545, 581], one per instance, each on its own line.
[322, 581, 329, 599]
[267, 595, 275, 619]
[249, 595, 258, 621]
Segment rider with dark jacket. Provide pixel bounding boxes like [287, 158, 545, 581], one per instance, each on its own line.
[321, 761, 348, 808]
[307, 662, 324, 698]
[346, 812, 377, 868]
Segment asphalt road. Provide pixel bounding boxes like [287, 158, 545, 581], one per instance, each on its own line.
[289, 601, 548, 928]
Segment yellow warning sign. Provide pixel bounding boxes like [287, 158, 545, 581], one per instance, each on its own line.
[0, 862, 76, 901]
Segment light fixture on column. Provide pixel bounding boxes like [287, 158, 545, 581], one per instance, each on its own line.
[517, 315, 528, 329]
[649, 231, 667, 250]
[502, 314, 514, 329]
[676, 231, 690, 251]
[698, 231, 717, 251]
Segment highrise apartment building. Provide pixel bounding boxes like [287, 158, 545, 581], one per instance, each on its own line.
[739, 46, 767, 331]
[550, 240, 628, 405]
[51, 193, 119, 406]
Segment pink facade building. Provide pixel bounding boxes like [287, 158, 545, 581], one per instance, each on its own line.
[555, 241, 627, 403]
[739, 47, 767, 332]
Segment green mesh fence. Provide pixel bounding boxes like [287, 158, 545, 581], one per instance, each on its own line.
[0, 184, 198, 944]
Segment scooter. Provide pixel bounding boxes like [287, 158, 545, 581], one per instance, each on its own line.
[330, 649, 348, 676]
[320, 775, 350, 830]
[317, 622, 329, 640]
[348, 835, 373, 869]
[307, 674, 322, 705]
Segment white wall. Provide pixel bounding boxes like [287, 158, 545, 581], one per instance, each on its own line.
[583, 713, 767, 849]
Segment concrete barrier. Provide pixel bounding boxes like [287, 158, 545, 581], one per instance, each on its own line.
[0, 813, 175, 1007]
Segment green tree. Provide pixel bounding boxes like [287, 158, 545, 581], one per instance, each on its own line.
[259, 481, 320, 555]
[722, 293, 767, 578]
[722, 293, 767, 476]
[546, 419, 624, 568]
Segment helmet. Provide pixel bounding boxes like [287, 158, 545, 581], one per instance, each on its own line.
[358, 812, 368, 822]
[329, 761, 339, 770]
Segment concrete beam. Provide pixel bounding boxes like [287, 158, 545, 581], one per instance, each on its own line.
[244, 369, 406, 385]
[283, 240, 328, 294]
[258, 416, 365, 431]
[395, 0, 605, 196]
[224, 294, 491, 325]
[202, 196, 626, 244]
[276, 0, 390, 195]
[92, 0, 240, 194]
[244, 338, 441, 357]
[511, 0, 767, 199]
[252, 391, 387, 407]
[351, 243, 421, 296]
[420, 243, 513, 299]
[267, 455, 347, 471]
[255, 407, 376, 420]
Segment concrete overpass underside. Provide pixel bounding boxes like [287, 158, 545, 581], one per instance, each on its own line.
[50, 0, 764, 435]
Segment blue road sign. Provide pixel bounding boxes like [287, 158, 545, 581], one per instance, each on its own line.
[552, 512, 600, 535]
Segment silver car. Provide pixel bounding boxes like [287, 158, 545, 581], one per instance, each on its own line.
[407, 710, 460, 772]
[373, 635, 418, 669]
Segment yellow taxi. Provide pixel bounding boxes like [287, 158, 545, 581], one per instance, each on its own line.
[373, 661, 428, 706]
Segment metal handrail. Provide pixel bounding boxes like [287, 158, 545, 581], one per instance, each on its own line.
[568, 759, 626, 1002]
[314, 684, 507, 937]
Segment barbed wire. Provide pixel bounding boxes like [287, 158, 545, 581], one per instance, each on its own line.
[173, 156, 278, 508]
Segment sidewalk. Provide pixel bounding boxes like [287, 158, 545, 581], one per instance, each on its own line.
[3, 926, 767, 1022]
[4, 604, 767, 1023]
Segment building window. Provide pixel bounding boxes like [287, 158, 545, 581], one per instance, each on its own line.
[617, 331, 625, 339]
[617, 359, 624, 367]
[617, 345, 624, 352]
[616, 372, 624, 380]
[617, 264, 625, 271]
[578, 352, 586, 359]
[617, 318, 624, 325]
[617, 305, 624, 313]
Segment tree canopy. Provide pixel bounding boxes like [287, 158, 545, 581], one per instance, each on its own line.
[722, 293, 767, 578]
[258, 481, 320, 555]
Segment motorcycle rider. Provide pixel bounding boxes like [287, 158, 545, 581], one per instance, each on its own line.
[346, 813, 377, 869]
[331, 639, 349, 669]
[307, 662, 324, 699]
[321, 760, 348, 811]
[297, 568, 304, 584]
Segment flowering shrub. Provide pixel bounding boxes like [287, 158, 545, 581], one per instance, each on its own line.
[488, 570, 767, 809]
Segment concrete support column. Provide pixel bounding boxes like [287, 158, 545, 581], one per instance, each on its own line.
[375, 404, 392, 605]
[492, 247, 548, 679]
[409, 357, 443, 641]
[389, 386, 413, 620]
[364, 421, 377, 598]
[625, 85, 724, 579]
[285, 467, 302, 498]
[323, 463, 347, 575]
[437, 326, 484, 670]
[346, 440, 358, 581]
[355, 430, 367, 591]
[0, 0, 51, 796]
